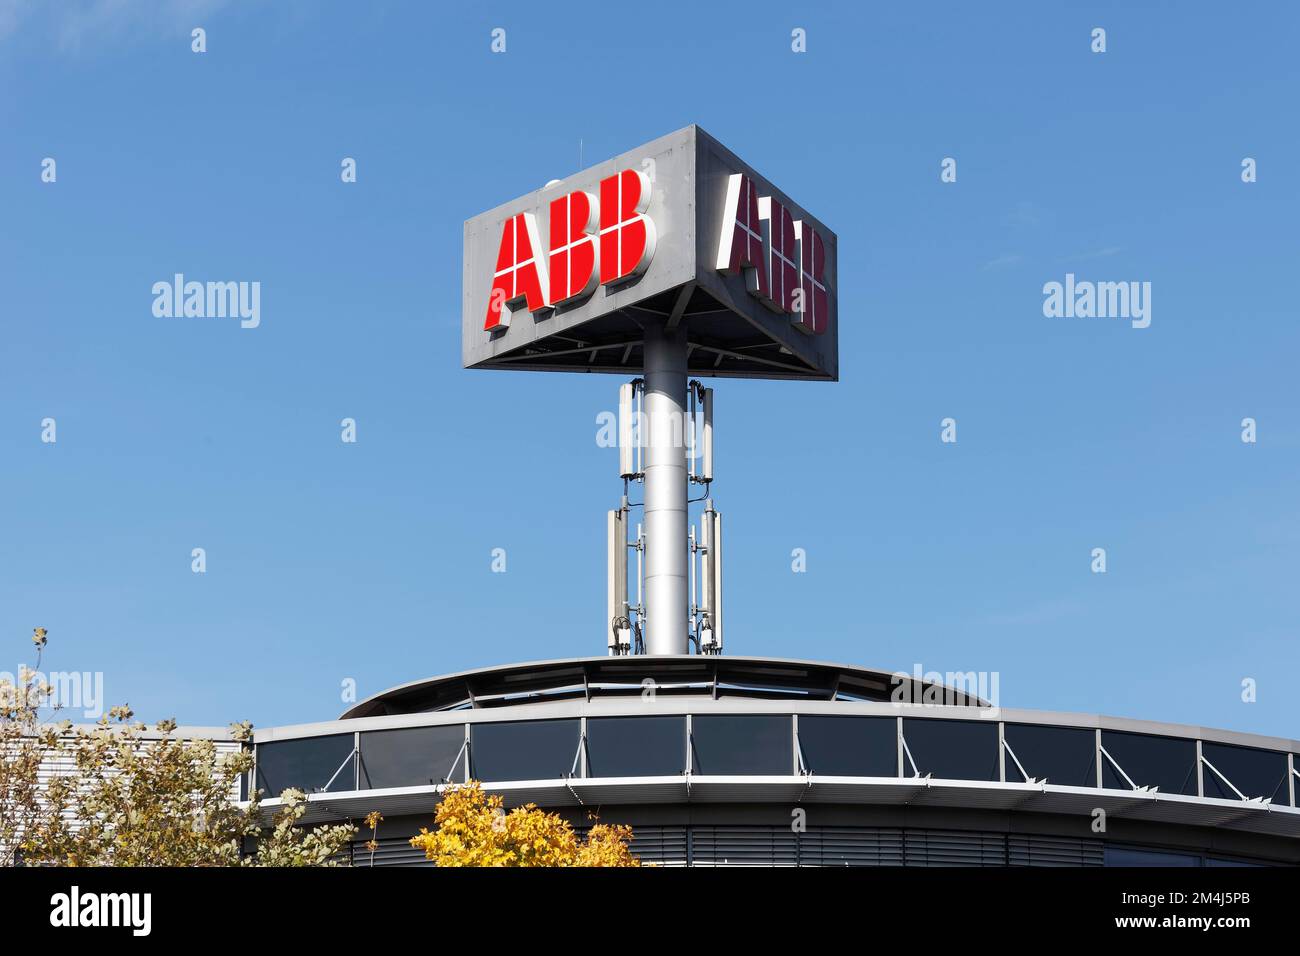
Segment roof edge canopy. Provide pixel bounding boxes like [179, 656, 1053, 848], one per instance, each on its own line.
[340, 655, 987, 720]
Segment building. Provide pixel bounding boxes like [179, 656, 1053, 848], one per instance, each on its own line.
[244, 127, 1298, 866]
[245, 655, 1300, 866]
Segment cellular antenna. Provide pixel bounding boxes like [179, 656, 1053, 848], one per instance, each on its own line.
[609, 372, 721, 656]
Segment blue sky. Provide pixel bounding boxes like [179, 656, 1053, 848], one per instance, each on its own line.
[1, 1, 1296, 737]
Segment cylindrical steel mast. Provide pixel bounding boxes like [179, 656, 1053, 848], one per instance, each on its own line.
[642, 322, 689, 654]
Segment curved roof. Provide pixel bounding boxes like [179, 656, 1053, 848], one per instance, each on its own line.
[243, 655, 1300, 847]
[339, 655, 989, 719]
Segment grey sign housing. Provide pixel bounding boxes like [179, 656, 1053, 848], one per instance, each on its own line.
[462, 125, 839, 381]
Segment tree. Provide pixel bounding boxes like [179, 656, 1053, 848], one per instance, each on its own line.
[1, 629, 358, 866]
[409, 781, 640, 867]
[247, 788, 357, 867]
[0, 628, 60, 866]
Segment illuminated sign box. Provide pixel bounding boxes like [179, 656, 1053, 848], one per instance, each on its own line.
[462, 125, 838, 381]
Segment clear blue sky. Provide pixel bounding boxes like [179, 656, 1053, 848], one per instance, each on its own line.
[2, 1, 1296, 737]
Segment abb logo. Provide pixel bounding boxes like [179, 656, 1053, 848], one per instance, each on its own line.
[716, 173, 828, 335]
[485, 169, 656, 331]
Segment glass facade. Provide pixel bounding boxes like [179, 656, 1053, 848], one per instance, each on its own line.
[359, 725, 466, 789]
[255, 733, 355, 797]
[1101, 731, 1198, 795]
[902, 718, 999, 781]
[247, 713, 1297, 827]
[1104, 846, 1200, 867]
[1200, 741, 1290, 804]
[1003, 723, 1097, 787]
[586, 716, 686, 777]
[1206, 857, 1264, 867]
[798, 715, 897, 776]
[690, 715, 792, 775]
[470, 719, 581, 782]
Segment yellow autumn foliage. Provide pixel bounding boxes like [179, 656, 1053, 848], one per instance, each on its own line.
[409, 781, 639, 867]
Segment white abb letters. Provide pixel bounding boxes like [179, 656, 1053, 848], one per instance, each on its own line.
[716, 173, 828, 335]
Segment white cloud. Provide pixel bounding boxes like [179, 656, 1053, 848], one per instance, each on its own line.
[981, 253, 1023, 271]
[1060, 246, 1124, 263]
[0, 0, 31, 40]
[0, 0, 235, 51]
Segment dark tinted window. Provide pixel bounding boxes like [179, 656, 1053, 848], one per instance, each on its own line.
[360, 725, 466, 789]
[798, 716, 897, 776]
[1003, 724, 1096, 787]
[1105, 846, 1199, 867]
[1201, 742, 1289, 803]
[691, 715, 792, 775]
[1206, 857, 1263, 867]
[586, 716, 685, 777]
[256, 734, 355, 797]
[471, 720, 580, 782]
[1101, 731, 1197, 795]
[902, 718, 998, 781]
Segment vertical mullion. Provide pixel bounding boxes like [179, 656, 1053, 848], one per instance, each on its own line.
[791, 714, 800, 775]
[998, 722, 1006, 783]
[463, 722, 471, 783]
[579, 716, 587, 779]
[896, 716, 904, 778]
[1095, 728, 1103, 788]
[1196, 739, 1204, 798]
[685, 714, 693, 775]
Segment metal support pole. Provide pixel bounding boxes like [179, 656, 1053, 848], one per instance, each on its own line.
[642, 322, 689, 654]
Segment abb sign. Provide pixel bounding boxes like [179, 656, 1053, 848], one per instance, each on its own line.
[715, 173, 828, 335]
[482, 162, 829, 340]
[484, 169, 657, 331]
[466, 128, 836, 380]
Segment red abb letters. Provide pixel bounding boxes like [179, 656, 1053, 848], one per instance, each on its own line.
[484, 169, 657, 332]
[548, 190, 598, 307]
[599, 169, 656, 286]
[484, 212, 549, 331]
